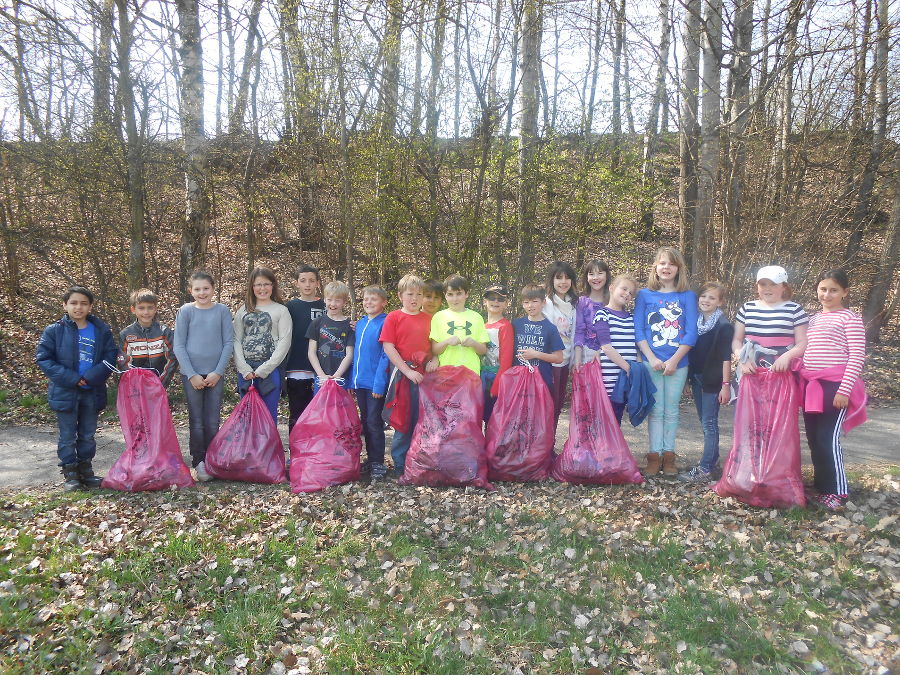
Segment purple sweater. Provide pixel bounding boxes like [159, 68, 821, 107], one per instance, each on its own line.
[573, 296, 606, 351]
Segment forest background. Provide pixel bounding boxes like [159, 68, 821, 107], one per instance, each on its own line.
[0, 0, 897, 409]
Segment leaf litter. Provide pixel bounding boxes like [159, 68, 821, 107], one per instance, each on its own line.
[0, 469, 897, 673]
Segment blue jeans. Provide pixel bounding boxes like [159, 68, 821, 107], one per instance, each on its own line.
[56, 388, 98, 465]
[182, 374, 225, 466]
[644, 362, 688, 454]
[691, 374, 721, 471]
[238, 369, 282, 425]
[356, 388, 386, 465]
[390, 382, 419, 473]
[481, 371, 497, 422]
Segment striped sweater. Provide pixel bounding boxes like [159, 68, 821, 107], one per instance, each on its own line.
[595, 307, 638, 394]
[802, 309, 866, 397]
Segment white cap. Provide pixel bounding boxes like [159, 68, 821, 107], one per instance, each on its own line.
[756, 265, 788, 284]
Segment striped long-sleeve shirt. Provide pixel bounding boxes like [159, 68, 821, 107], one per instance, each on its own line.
[802, 309, 866, 396]
[595, 307, 638, 394]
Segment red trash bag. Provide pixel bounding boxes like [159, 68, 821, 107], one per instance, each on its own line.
[205, 386, 285, 483]
[103, 368, 194, 491]
[400, 366, 493, 490]
[551, 360, 643, 485]
[289, 379, 362, 493]
[486, 365, 554, 482]
[712, 369, 805, 508]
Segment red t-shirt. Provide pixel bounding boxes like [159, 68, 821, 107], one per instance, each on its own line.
[379, 310, 432, 361]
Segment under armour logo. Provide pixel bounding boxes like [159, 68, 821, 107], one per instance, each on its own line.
[447, 321, 472, 336]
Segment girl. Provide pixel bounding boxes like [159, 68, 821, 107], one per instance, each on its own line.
[635, 247, 697, 475]
[798, 270, 867, 510]
[595, 274, 639, 424]
[172, 271, 234, 481]
[572, 259, 612, 371]
[679, 282, 733, 482]
[233, 267, 293, 424]
[543, 261, 578, 427]
[285, 264, 325, 432]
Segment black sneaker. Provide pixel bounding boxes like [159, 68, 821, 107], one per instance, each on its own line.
[678, 466, 712, 483]
[370, 463, 387, 480]
[360, 461, 371, 476]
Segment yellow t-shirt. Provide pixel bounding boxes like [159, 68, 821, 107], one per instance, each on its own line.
[430, 308, 490, 374]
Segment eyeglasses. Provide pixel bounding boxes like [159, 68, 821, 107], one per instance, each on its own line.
[253, 283, 273, 288]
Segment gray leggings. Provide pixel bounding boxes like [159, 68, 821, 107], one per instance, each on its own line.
[182, 375, 225, 466]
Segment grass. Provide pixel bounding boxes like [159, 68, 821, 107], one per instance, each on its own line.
[0, 472, 897, 673]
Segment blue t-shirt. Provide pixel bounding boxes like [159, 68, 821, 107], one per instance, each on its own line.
[511, 317, 565, 389]
[634, 289, 698, 367]
[77, 322, 96, 377]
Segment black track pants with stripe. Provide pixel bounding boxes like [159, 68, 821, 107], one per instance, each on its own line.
[803, 379, 848, 497]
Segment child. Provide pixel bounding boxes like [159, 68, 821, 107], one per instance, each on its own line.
[635, 247, 697, 475]
[732, 265, 808, 374]
[118, 288, 177, 387]
[594, 274, 640, 424]
[306, 281, 355, 391]
[422, 279, 444, 315]
[380, 274, 433, 476]
[350, 285, 390, 480]
[513, 284, 565, 391]
[431, 274, 490, 373]
[36, 286, 118, 491]
[679, 281, 733, 483]
[173, 271, 233, 481]
[798, 270, 866, 510]
[233, 267, 293, 424]
[285, 265, 325, 431]
[543, 262, 578, 427]
[481, 284, 514, 422]
[572, 259, 612, 370]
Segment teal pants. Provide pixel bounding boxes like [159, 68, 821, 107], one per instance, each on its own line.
[644, 362, 689, 455]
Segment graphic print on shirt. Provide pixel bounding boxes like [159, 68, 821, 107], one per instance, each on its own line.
[310, 307, 325, 322]
[647, 301, 683, 348]
[447, 320, 473, 336]
[78, 326, 96, 373]
[517, 322, 547, 366]
[242, 311, 275, 360]
[483, 326, 501, 370]
[318, 324, 348, 361]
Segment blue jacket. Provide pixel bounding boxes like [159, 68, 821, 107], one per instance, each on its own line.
[611, 364, 657, 427]
[36, 314, 118, 412]
[350, 313, 390, 394]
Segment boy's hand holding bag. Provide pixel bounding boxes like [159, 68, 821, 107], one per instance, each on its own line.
[205, 385, 286, 484]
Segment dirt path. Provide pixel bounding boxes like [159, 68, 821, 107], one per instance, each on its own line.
[2, 404, 897, 487]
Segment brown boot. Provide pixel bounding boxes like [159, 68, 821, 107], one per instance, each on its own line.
[662, 452, 678, 475]
[644, 453, 661, 475]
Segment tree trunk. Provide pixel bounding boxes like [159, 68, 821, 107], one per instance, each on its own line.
[453, 1, 462, 142]
[92, 0, 114, 132]
[229, 0, 263, 134]
[639, 0, 671, 239]
[678, 0, 701, 262]
[495, 0, 519, 287]
[333, 0, 354, 290]
[176, 0, 210, 298]
[517, 0, 542, 286]
[692, 0, 722, 279]
[863, 154, 900, 343]
[846, 0, 889, 262]
[411, 5, 424, 136]
[610, 0, 624, 170]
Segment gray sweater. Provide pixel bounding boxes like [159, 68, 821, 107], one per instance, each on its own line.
[173, 303, 234, 378]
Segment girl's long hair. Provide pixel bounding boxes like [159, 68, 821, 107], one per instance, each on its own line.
[579, 259, 612, 303]
[246, 267, 284, 311]
[647, 247, 689, 292]
[545, 261, 578, 307]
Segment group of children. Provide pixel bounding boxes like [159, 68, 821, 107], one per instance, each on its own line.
[36, 246, 868, 509]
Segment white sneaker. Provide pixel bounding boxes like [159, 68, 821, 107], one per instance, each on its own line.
[195, 461, 213, 482]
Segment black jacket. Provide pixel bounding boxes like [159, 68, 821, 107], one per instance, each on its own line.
[688, 319, 734, 393]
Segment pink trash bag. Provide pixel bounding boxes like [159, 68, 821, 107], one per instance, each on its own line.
[289, 379, 362, 493]
[102, 368, 194, 491]
[400, 366, 493, 490]
[486, 365, 554, 482]
[713, 369, 805, 508]
[205, 386, 285, 483]
[551, 360, 643, 485]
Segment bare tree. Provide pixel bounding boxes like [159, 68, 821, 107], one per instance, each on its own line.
[678, 0, 702, 260]
[517, 0, 542, 285]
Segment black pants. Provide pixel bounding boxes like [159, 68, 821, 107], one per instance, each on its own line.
[286, 378, 315, 433]
[803, 379, 849, 496]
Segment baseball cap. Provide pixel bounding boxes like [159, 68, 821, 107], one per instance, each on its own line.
[483, 284, 509, 299]
[756, 265, 788, 284]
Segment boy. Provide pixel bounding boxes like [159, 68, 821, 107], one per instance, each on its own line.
[36, 286, 118, 491]
[350, 286, 391, 480]
[481, 284, 514, 422]
[513, 284, 565, 391]
[422, 279, 444, 315]
[380, 274, 433, 477]
[306, 280, 354, 390]
[118, 288, 177, 387]
[430, 274, 489, 374]
[285, 265, 325, 431]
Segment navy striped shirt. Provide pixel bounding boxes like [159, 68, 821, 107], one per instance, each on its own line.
[595, 307, 638, 394]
